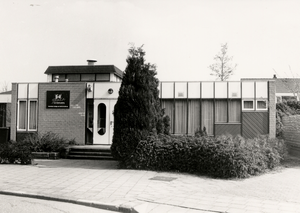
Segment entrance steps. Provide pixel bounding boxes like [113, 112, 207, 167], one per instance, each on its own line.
[67, 145, 114, 160]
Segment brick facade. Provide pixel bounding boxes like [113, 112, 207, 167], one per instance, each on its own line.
[268, 80, 276, 138]
[38, 82, 86, 144]
[282, 115, 300, 156]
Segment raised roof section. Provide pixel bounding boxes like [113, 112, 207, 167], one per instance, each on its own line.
[45, 65, 123, 78]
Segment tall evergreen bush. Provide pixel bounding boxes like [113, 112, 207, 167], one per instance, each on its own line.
[111, 46, 165, 167]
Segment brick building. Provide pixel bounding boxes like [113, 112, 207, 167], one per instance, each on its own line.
[9, 61, 276, 146]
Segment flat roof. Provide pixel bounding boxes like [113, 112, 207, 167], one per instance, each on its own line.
[44, 65, 123, 78]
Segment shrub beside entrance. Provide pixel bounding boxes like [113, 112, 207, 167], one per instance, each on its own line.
[130, 134, 287, 179]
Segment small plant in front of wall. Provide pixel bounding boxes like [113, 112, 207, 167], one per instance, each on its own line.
[195, 126, 208, 137]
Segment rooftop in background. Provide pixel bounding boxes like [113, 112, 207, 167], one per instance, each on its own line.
[242, 75, 300, 94]
[44, 65, 123, 78]
[0, 91, 12, 95]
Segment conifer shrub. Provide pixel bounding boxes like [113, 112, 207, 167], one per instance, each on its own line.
[111, 46, 167, 167]
[131, 134, 287, 179]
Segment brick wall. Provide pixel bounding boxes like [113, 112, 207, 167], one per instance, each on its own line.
[282, 115, 300, 157]
[38, 82, 86, 144]
[268, 80, 276, 138]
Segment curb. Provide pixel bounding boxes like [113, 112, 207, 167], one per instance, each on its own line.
[0, 190, 138, 213]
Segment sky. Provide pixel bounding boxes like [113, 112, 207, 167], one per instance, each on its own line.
[1, 0, 300, 91]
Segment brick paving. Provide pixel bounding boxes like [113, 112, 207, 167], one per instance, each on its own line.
[0, 159, 300, 213]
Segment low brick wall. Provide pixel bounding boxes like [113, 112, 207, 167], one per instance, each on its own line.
[282, 115, 300, 157]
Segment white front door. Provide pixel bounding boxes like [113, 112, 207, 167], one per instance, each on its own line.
[93, 100, 116, 144]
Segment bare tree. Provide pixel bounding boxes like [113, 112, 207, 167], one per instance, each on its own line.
[0, 81, 9, 92]
[209, 43, 237, 81]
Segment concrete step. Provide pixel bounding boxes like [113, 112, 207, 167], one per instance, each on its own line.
[67, 145, 114, 160]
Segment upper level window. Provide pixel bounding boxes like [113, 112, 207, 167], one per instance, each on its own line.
[81, 74, 95, 81]
[52, 74, 65, 82]
[66, 74, 80, 82]
[96, 74, 110, 81]
[52, 73, 111, 82]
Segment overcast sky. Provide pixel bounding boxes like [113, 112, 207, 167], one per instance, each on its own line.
[1, 0, 300, 90]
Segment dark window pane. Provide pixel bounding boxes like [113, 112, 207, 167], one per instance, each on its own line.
[244, 100, 254, 109]
[81, 74, 95, 81]
[96, 74, 110, 81]
[66, 74, 80, 82]
[257, 100, 267, 109]
[52, 74, 65, 82]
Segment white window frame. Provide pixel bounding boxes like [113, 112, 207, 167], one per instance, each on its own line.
[28, 100, 38, 131]
[17, 100, 27, 131]
[256, 100, 268, 111]
[242, 100, 254, 111]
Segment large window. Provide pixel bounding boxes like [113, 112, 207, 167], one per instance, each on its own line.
[229, 100, 241, 122]
[215, 100, 227, 123]
[28, 101, 37, 130]
[201, 100, 214, 135]
[161, 99, 174, 133]
[0, 103, 6, 127]
[18, 100, 38, 131]
[174, 100, 187, 134]
[188, 100, 200, 134]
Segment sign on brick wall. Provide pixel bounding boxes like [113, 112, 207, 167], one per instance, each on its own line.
[46, 91, 70, 109]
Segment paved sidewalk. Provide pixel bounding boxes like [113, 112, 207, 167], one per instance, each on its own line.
[0, 158, 300, 213]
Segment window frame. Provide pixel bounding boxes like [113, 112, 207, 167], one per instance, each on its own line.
[17, 99, 38, 131]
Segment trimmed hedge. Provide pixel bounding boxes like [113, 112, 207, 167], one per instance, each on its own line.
[0, 132, 71, 164]
[23, 131, 69, 156]
[130, 134, 287, 179]
[0, 140, 32, 164]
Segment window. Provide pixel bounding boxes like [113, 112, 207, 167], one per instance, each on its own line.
[256, 100, 267, 110]
[98, 103, 106, 135]
[242, 100, 254, 110]
[215, 100, 227, 123]
[229, 100, 241, 122]
[28, 101, 37, 130]
[175, 100, 187, 134]
[161, 99, 174, 133]
[201, 100, 214, 135]
[81, 74, 95, 81]
[96, 74, 110, 81]
[18, 101, 27, 130]
[66, 74, 80, 82]
[0, 103, 6, 127]
[18, 100, 38, 131]
[52, 74, 65, 82]
[188, 100, 200, 134]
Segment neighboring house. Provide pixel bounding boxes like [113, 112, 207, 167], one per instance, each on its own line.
[9, 61, 276, 146]
[242, 75, 300, 103]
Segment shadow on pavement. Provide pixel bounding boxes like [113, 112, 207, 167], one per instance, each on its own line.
[33, 159, 119, 170]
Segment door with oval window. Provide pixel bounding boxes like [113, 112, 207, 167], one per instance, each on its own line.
[93, 100, 116, 144]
